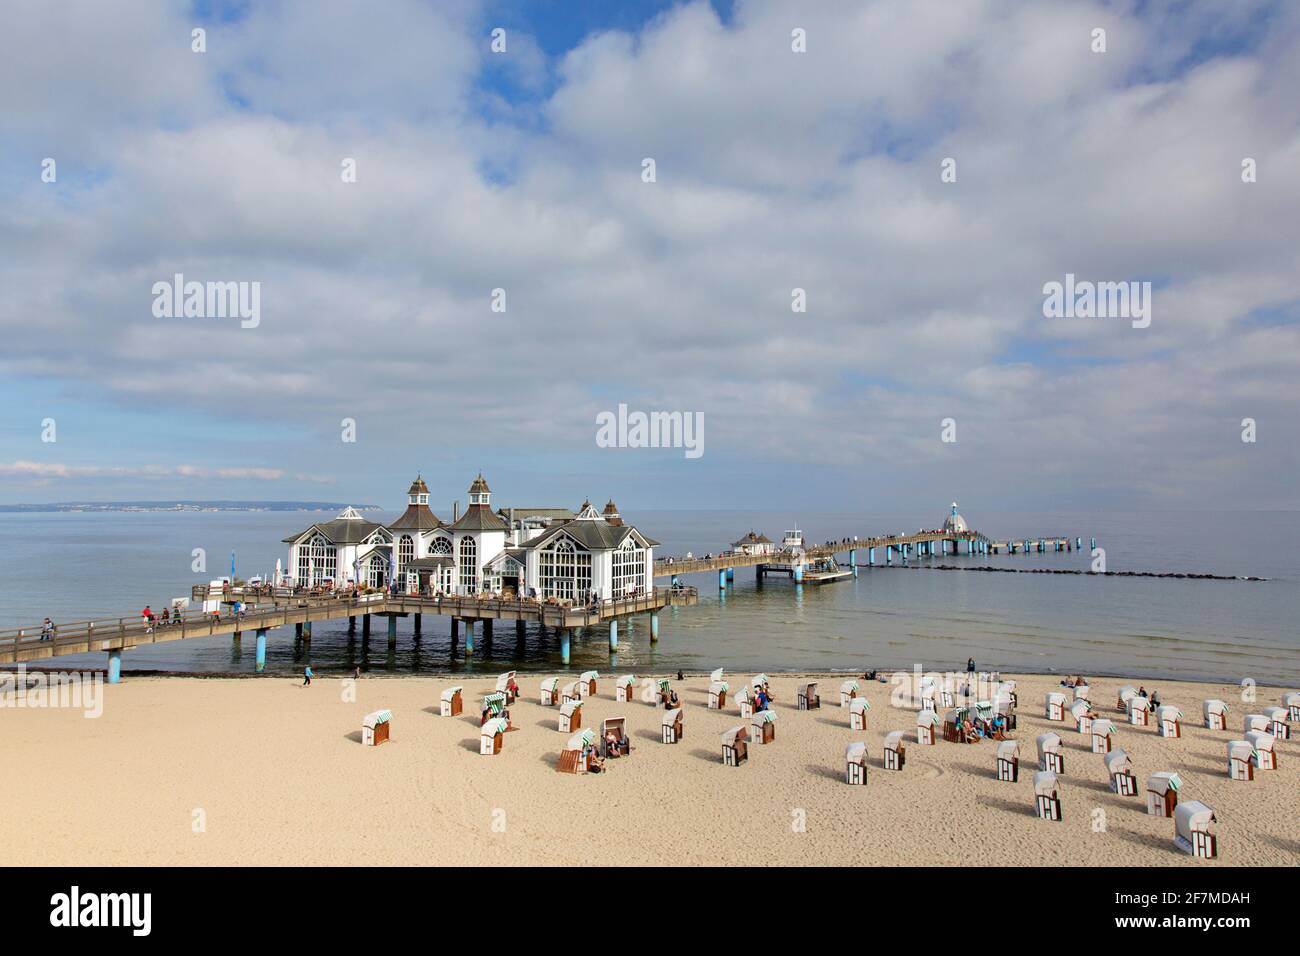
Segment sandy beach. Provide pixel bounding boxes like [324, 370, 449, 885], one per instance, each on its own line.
[3, 671, 1296, 866]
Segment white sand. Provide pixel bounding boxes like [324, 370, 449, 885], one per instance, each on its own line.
[2, 672, 1295, 866]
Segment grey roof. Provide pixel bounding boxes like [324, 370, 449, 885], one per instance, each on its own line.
[468, 473, 491, 495]
[405, 556, 454, 569]
[499, 507, 575, 521]
[733, 531, 773, 546]
[521, 520, 659, 551]
[449, 504, 509, 532]
[389, 503, 444, 531]
[407, 475, 430, 495]
[283, 518, 386, 545]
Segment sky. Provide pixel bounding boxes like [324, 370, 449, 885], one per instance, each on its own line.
[1, 0, 1298, 516]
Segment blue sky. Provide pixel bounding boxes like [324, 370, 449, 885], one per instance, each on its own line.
[1, 0, 1298, 513]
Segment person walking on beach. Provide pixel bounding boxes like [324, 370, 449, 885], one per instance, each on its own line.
[303, 665, 314, 687]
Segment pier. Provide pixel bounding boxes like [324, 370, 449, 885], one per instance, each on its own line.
[1, 586, 698, 677]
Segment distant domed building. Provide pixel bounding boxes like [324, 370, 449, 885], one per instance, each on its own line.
[942, 503, 968, 533]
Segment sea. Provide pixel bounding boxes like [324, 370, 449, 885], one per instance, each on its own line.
[2, 509, 1297, 685]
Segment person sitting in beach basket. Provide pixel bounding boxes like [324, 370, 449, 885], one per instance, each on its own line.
[1174, 801, 1217, 859]
[721, 725, 749, 767]
[1037, 732, 1064, 774]
[601, 717, 631, 758]
[1284, 691, 1300, 723]
[839, 680, 859, 708]
[1045, 691, 1069, 722]
[495, 671, 519, 704]
[481, 692, 509, 727]
[1156, 705, 1183, 738]
[1262, 706, 1290, 740]
[708, 680, 729, 710]
[558, 729, 596, 773]
[1146, 771, 1181, 817]
[561, 680, 583, 706]
[1033, 771, 1062, 821]
[1117, 685, 1138, 713]
[995, 739, 1019, 782]
[1245, 730, 1276, 771]
[362, 709, 392, 747]
[736, 685, 754, 719]
[845, 742, 868, 785]
[540, 677, 560, 707]
[751, 709, 777, 744]
[1226, 739, 1255, 781]
[942, 708, 965, 743]
[1070, 699, 1096, 735]
[661, 708, 683, 744]
[578, 671, 599, 699]
[559, 698, 582, 734]
[849, 696, 871, 731]
[615, 674, 636, 703]
[917, 709, 939, 745]
[994, 695, 1017, 732]
[751, 674, 773, 702]
[1127, 695, 1151, 727]
[440, 686, 463, 717]
[1090, 718, 1117, 754]
[797, 682, 820, 711]
[1104, 748, 1138, 795]
[480, 716, 508, 755]
[1202, 698, 1227, 731]
[883, 730, 906, 771]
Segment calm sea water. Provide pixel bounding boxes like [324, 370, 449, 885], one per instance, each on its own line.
[2, 509, 1297, 684]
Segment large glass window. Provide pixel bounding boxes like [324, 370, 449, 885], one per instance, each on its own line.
[611, 539, 646, 596]
[366, 552, 388, 589]
[540, 538, 592, 600]
[296, 534, 335, 585]
[398, 535, 414, 570]
[459, 536, 477, 593]
[430, 536, 452, 556]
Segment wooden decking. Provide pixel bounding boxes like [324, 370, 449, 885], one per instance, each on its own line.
[1, 587, 697, 666]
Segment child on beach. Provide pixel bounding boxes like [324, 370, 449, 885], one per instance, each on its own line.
[302, 665, 313, 687]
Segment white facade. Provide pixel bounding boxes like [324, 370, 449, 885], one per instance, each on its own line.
[284, 478, 656, 600]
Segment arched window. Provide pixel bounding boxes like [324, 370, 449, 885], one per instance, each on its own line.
[296, 533, 335, 585]
[430, 536, 453, 556]
[611, 538, 646, 595]
[366, 552, 388, 589]
[398, 535, 414, 570]
[459, 536, 477, 592]
[540, 536, 592, 600]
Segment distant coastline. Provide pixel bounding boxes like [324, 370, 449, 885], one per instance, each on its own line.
[0, 501, 381, 514]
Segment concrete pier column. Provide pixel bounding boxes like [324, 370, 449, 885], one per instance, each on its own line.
[650, 612, 659, 643]
[609, 619, 619, 650]
[868, 547, 875, 565]
[671, 574, 680, 588]
[560, 629, 571, 664]
[387, 615, 397, 646]
[302, 621, 311, 642]
[886, 546, 892, 565]
[1076, 536, 1082, 549]
[483, 619, 493, 640]
[719, 568, 727, 590]
[414, 613, 421, 635]
[348, 616, 356, 633]
[296, 622, 303, 639]
[516, 620, 526, 639]
[793, 563, 805, 583]
[726, 567, 734, 582]
[451, 617, 459, 641]
[465, 621, 475, 655]
[255, 628, 267, 673]
[362, 614, 371, 638]
[1090, 536, 1096, 550]
[107, 648, 121, 684]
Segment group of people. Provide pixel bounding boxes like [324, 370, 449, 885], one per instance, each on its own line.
[958, 710, 1012, 742]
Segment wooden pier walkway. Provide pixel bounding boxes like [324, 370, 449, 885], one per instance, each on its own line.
[1, 586, 698, 675]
